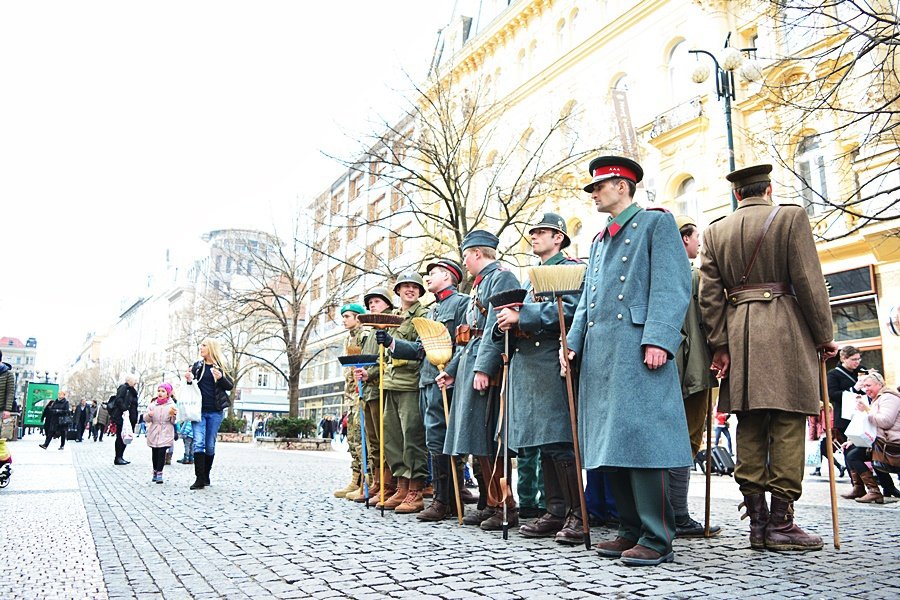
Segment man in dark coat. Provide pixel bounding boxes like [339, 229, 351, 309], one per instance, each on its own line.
[699, 164, 838, 552]
[391, 258, 471, 521]
[39, 392, 71, 450]
[564, 156, 692, 566]
[494, 213, 585, 545]
[438, 230, 521, 531]
[111, 376, 139, 465]
[74, 399, 91, 442]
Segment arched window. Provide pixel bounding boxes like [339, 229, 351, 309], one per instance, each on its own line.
[556, 19, 566, 45]
[675, 176, 698, 217]
[614, 75, 630, 92]
[796, 134, 829, 216]
[668, 40, 692, 102]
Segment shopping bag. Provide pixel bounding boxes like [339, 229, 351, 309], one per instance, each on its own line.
[845, 410, 876, 448]
[176, 383, 202, 423]
[121, 418, 134, 445]
[805, 439, 822, 467]
[841, 391, 862, 421]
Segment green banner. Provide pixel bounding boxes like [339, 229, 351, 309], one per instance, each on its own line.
[24, 383, 59, 427]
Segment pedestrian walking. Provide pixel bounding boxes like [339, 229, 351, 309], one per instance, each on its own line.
[39, 392, 72, 450]
[184, 338, 234, 490]
[110, 376, 139, 465]
[145, 383, 178, 483]
[699, 163, 838, 552]
[177, 420, 195, 464]
[74, 399, 91, 442]
[563, 156, 692, 566]
[714, 412, 732, 455]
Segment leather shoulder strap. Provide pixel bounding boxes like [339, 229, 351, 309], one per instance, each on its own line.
[739, 206, 781, 286]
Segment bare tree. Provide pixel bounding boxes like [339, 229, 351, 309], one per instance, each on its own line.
[64, 366, 108, 405]
[325, 74, 606, 287]
[756, 1, 899, 238]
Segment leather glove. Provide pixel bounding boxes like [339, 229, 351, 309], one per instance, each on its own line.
[375, 330, 393, 347]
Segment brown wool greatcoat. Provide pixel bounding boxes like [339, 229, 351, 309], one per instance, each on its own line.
[699, 196, 833, 415]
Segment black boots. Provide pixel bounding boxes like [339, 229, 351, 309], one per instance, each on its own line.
[519, 454, 566, 538]
[418, 454, 453, 522]
[190, 453, 207, 490]
[204, 454, 214, 486]
[554, 459, 585, 545]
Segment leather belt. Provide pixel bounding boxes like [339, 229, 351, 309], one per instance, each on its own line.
[471, 328, 484, 339]
[727, 282, 794, 305]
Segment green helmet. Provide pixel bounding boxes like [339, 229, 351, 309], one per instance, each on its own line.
[363, 287, 395, 310]
[393, 272, 426, 296]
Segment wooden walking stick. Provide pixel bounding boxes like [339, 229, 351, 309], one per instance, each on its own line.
[529, 265, 592, 550]
[819, 352, 841, 550]
[488, 288, 528, 541]
[357, 313, 404, 516]
[704, 389, 713, 537]
[337, 350, 378, 506]
[411, 318, 463, 524]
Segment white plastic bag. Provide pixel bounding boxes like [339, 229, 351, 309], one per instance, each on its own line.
[805, 439, 821, 467]
[176, 383, 202, 423]
[845, 411, 876, 448]
[121, 418, 134, 445]
[841, 391, 862, 421]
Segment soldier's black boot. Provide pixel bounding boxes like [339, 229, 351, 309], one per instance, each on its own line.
[554, 459, 585, 545]
[419, 455, 452, 521]
[520, 453, 565, 537]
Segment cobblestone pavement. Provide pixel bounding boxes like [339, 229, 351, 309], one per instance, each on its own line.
[2, 431, 899, 599]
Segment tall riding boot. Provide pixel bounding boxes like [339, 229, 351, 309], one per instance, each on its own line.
[841, 471, 865, 499]
[738, 493, 769, 550]
[765, 495, 823, 551]
[204, 454, 214, 486]
[554, 459, 585, 545]
[418, 455, 451, 521]
[463, 456, 495, 525]
[190, 453, 207, 490]
[457, 457, 478, 504]
[875, 469, 900, 498]
[381, 476, 409, 510]
[480, 455, 518, 531]
[520, 454, 565, 538]
[856, 470, 885, 504]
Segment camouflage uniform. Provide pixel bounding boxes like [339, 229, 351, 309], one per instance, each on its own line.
[344, 325, 365, 473]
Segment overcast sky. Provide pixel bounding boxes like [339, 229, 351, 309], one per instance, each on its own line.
[0, 1, 475, 372]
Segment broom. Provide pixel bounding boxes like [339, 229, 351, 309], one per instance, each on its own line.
[411, 317, 464, 524]
[338, 346, 378, 506]
[488, 287, 528, 541]
[356, 313, 405, 515]
[819, 352, 840, 549]
[527, 264, 591, 550]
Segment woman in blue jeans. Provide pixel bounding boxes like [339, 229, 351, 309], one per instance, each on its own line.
[184, 338, 233, 490]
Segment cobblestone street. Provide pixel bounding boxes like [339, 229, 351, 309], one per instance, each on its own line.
[2, 432, 899, 599]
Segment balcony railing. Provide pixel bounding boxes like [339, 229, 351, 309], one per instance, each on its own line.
[649, 96, 704, 139]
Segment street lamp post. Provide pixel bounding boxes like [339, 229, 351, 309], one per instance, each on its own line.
[690, 33, 761, 210]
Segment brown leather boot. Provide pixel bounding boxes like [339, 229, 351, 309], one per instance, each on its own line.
[422, 484, 434, 498]
[380, 477, 409, 510]
[765, 495, 823, 551]
[519, 512, 566, 537]
[856, 470, 884, 504]
[554, 459, 585, 545]
[462, 507, 495, 526]
[738, 493, 769, 550]
[480, 506, 518, 530]
[395, 479, 426, 513]
[417, 500, 452, 521]
[840, 471, 865, 499]
[369, 467, 395, 507]
[595, 536, 637, 558]
[521, 453, 566, 538]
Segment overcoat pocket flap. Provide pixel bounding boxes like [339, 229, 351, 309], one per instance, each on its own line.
[629, 305, 648, 325]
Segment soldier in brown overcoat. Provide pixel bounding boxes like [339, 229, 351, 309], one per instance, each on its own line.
[698, 164, 838, 552]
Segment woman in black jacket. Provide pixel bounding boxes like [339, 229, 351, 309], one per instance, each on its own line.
[39, 393, 71, 450]
[184, 338, 233, 490]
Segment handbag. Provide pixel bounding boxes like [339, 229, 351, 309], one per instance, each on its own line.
[845, 410, 877, 448]
[872, 437, 900, 469]
[121, 418, 134, 445]
[176, 383, 202, 423]
[805, 439, 821, 467]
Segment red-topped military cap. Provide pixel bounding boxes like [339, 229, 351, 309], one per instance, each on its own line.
[583, 155, 644, 192]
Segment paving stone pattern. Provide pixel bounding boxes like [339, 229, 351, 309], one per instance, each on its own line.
[3, 432, 899, 599]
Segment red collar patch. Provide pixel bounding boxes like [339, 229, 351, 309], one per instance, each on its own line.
[435, 288, 454, 302]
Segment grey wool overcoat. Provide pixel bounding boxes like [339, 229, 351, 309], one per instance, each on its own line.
[444, 261, 520, 457]
[485, 252, 582, 450]
[566, 204, 693, 469]
[698, 197, 833, 415]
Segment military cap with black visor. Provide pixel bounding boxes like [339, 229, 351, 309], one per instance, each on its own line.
[583, 156, 644, 192]
[528, 212, 571, 250]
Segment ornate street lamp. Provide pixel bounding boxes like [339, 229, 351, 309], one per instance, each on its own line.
[690, 33, 761, 210]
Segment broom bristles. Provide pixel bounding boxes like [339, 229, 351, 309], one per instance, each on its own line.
[528, 265, 586, 296]
[488, 288, 528, 309]
[346, 345, 362, 356]
[338, 354, 378, 366]
[411, 317, 454, 368]
[357, 313, 405, 328]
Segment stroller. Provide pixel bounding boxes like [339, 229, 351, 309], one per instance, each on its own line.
[0, 439, 11, 488]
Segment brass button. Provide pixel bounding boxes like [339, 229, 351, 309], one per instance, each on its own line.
[763, 292, 771, 298]
[535, 341, 540, 347]
[730, 296, 737, 303]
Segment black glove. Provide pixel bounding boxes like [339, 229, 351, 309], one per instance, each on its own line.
[375, 330, 393, 347]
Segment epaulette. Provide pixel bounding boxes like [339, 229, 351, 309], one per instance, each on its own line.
[563, 255, 585, 264]
[645, 206, 671, 213]
[592, 229, 606, 243]
[708, 214, 727, 226]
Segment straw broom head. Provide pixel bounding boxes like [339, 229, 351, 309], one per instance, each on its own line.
[346, 344, 362, 355]
[528, 265, 587, 296]
[357, 313, 405, 329]
[411, 317, 454, 368]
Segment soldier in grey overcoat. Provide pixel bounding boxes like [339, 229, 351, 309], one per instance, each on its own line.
[491, 212, 585, 545]
[698, 164, 837, 552]
[563, 156, 691, 566]
[437, 230, 520, 531]
[391, 258, 471, 521]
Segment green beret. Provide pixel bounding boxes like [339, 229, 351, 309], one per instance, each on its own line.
[340, 303, 366, 315]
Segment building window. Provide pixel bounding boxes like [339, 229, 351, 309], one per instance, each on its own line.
[257, 371, 270, 387]
[675, 177, 698, 217]
[226, 256, 234, 273]
[215, 255, 222, 272]
[831, 299, 880, 342]
[795, 134, 830, 216]
[667, 40, 692, 103]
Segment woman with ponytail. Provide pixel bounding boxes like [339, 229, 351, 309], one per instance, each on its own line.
[184, 338, 233, 490]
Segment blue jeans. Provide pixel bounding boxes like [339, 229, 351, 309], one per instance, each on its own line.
[192, 411, 224, 455]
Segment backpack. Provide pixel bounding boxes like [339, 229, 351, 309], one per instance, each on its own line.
[106, 395, 119, 413]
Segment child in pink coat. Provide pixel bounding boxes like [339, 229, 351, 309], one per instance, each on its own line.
[146, 383, 178, 483]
